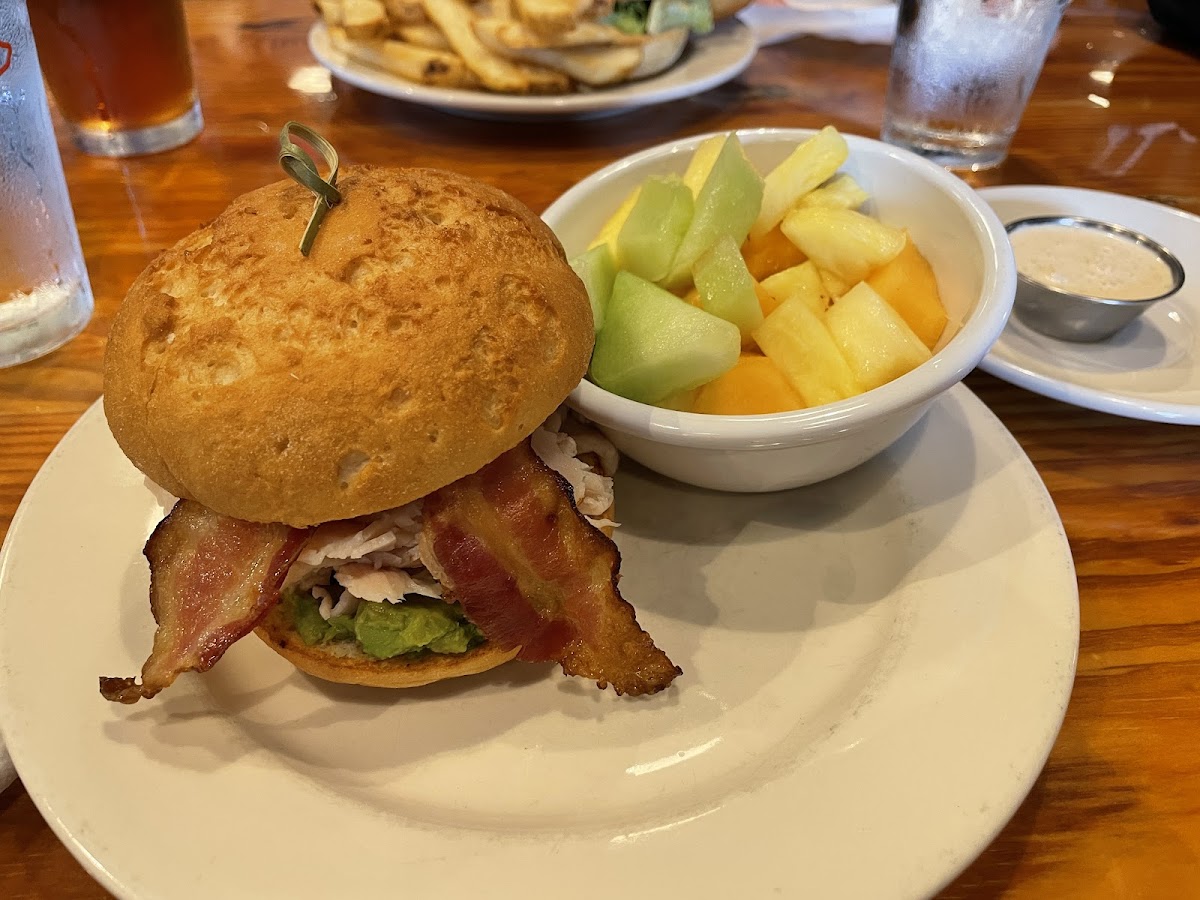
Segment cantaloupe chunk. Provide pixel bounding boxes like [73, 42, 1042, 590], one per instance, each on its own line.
[866, 235, 948, 349]
[741, 224, 806, 281]
[693, 353, 805, 415]
[753, 281, 778, 317]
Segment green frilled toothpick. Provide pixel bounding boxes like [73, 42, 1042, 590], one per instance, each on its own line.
[278, 121, 341, 256]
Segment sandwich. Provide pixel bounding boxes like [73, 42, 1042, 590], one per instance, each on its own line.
[99, 165, 680, 703]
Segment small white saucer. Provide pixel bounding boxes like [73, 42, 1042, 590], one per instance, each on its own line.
[978, 185, 1200, 424]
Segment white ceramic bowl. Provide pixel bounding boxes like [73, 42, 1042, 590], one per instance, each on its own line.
[542, 128, 1017, 492]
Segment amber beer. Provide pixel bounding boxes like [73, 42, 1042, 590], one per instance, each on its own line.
[28, 0, 202, 156]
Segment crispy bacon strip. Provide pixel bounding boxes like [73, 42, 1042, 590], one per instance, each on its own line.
[423, 441, 681, 696]
[100, 501, 309, 704]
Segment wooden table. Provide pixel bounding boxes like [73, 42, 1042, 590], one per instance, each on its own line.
[2, 0, 1197, 895]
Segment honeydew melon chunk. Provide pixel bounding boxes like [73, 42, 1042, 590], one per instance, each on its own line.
[693, 233, 764, 339]
[569, 243, 617, 333]
[616, 175, 694, 283]
[824, 282, 932, 391]
[590, 271, 740, 405]
[662, 135, 764, 290]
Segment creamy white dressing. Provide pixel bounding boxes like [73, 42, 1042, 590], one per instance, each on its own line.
[287, 410, 618, 621]
[1010, 223, 1177, 301]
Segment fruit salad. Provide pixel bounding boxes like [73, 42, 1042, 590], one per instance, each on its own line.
[570, 127, 950, 415]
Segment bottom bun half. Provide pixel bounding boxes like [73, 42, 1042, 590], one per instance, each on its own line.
[255, 464, 616, 689]
[253, 606, 521, 688]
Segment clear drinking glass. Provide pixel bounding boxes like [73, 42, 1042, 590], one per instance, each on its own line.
[881, 0, 1071, 171]
[0, 0, 94, 367]
[27, 0, 203, 157]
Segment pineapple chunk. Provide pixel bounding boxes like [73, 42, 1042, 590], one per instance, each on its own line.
[795, 174, 869, 211]
[693, 353, 805, 415]
[740, 224, 806, 281]
[781, 206, 906, 285]
[588, 185, 642, 264]
[818, 267, 851, 299]
[750, 126, 849, 240]
[752, 295, 860, 408]
[866, 235, 948, 349]
[682, 134, 728, 197]
[824, 283, 932, 391]
[760, 261, 829, 317]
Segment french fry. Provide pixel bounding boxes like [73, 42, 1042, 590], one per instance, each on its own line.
[330, 26, 481, 88]
[474, 17, 644, 49]
[475, 24, 686, 86]
[512, 0, 595, 36]
[396, 22, 452, 51]
[383, 0, 427, 24]
[314, 0, 344, 25]
[422, 0, 571, 93]
[342, 0, 390, 39]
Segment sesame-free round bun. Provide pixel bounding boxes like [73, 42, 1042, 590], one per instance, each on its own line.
[104, 166, 593, 526]
[252, 604, 521, 688]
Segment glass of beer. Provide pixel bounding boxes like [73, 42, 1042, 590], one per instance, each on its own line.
[27, 0, 203, 156]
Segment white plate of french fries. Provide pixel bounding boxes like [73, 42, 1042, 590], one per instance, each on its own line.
[308, 0, 757, 118]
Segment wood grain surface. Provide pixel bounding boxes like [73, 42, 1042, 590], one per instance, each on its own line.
[2, 0, 1198, 896]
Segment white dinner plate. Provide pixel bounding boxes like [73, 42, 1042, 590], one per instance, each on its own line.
[307, 20, 757, 121]
[978, 185, 1200, 424]
[0, 387, 1077, 900]
[0, 742, 12, 793]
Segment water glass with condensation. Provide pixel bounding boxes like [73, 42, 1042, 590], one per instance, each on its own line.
[0, 0, 94, 367]
[881, 0, 1071, 171]
[28, 0, 203, 157]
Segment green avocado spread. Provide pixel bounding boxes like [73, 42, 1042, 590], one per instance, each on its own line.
[284, 591, 484, 660]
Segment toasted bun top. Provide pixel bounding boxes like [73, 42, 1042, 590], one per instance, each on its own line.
[104, 166, 593, 526]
